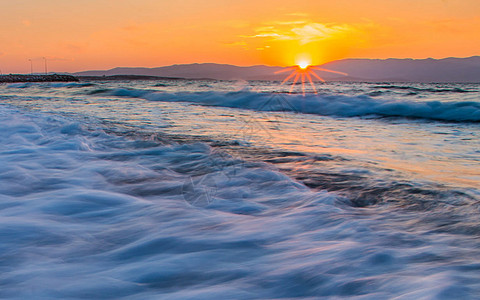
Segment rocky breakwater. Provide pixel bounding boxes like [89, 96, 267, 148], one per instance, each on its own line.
[0, 74, 79, 83]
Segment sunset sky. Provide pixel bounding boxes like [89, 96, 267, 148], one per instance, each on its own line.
[1, 0, 479, 73]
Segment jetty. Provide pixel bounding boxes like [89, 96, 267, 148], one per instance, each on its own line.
[0, 74, 79, 83]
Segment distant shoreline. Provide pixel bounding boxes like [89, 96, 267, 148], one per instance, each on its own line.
[2, 73, 479, 84]
[0, 74, 79, 83]
[0, 74, 191, 83]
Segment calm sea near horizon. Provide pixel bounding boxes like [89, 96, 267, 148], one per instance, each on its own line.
[0, 79, 479, 298]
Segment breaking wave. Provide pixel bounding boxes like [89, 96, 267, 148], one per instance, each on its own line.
[1, 104, 479, 298]
[100, 89, 480, 122]
[1, 78, 480, 298]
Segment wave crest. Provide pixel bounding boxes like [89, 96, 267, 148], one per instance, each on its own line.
[101, 89, 480, 122]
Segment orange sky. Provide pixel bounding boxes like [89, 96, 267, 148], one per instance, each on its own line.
[1, 0, 479, 73]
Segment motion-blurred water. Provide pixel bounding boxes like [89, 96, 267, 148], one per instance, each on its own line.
[0, 80, 479, 298]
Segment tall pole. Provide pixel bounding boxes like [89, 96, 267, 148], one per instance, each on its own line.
[28, 59, 33, 74]
[43, 57, 47, 74]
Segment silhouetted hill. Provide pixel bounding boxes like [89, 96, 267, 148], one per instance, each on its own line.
[322, 56, 480, 82]
[75, 63, 284, 81]
[74, 56, 480, 82]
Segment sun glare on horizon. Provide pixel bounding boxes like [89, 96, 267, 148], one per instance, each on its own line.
[276, 56, 347, 96]
[297, 60, 310, 70]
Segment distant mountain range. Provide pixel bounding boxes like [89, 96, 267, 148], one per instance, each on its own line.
[75, 64, 283, 81]
[74, 56, 480, 83]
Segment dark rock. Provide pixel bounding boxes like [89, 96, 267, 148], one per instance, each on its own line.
[0, 74, 79, 83]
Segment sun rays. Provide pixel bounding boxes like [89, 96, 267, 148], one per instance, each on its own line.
[275, 62, 347, 96]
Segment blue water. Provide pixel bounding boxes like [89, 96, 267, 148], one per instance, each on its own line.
[0, 80, 479, 299]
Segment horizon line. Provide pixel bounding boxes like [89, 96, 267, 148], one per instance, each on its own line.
[71, 55, 480, 73]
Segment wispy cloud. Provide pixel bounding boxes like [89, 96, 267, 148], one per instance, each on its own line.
[292, 23, 353, 44]
[286, 12, 309, 17]
[246, 22, 355, 45]
[223, 41, 248, 47]
[272, 20, 308, 26]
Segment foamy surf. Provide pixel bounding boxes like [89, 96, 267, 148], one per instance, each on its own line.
[93, 88, 480, 122]
[1, 79, 479, 298]
[4, 81, 480, 122]
[0, 104, 479, 298]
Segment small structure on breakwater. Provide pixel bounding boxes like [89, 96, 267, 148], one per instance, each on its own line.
[0, 74, 79, 83]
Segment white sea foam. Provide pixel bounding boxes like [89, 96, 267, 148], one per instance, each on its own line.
[2, 78, 480, 299]
[101, 89, 480, 122]
[1, 104, 479, 298]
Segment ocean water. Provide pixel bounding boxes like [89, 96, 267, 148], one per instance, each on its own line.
[0, 79, 479, 299]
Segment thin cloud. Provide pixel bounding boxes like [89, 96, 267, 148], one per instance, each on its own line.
[273, 20, 308, 26]
[292, 23, 353, 44]
[246, 22, 355, 45]
[224, 41, 248, 47]
[286, 12, 309, 17]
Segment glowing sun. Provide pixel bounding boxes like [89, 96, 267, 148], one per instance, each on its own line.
[275, 60, 347, 96]
[298, 60, 310, 70]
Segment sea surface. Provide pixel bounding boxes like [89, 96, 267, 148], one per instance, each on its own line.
[0, 79, 479, 299]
